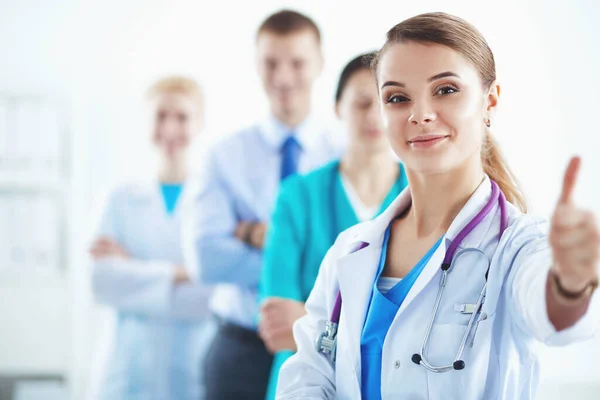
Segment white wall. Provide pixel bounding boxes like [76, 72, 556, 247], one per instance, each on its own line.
[0, 0, 599, 399]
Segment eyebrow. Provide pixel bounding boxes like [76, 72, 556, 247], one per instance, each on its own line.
[380, 71, 461, 89]
[428, 71, 461, 82]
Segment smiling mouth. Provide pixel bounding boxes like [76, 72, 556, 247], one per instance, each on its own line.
[407, 135, 449, 148]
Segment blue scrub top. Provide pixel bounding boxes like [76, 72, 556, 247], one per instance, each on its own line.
[360, 223, 443, 399]
[160, 184, 183, 214]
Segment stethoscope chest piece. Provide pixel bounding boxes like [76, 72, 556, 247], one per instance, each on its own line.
[315, 321, 338, 362]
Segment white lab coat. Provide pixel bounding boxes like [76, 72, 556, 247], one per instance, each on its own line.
[277, 176, 600, 400]
[90, 180, 215, 400]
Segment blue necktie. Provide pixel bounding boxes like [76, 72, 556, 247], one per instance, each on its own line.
[280, 135, 301, 181]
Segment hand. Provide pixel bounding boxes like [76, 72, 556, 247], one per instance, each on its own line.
[173, 266, 191, 285]
[258, 297, 306, 354]
[234, 221, 268, 249]
[90, 237, 129, 260]
[550, 157, 600, 294]
[249, 223, 267, 249]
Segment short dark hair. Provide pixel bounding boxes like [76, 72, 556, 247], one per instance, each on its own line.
[335, 52, 377, 102]
[257, 9, 321, 43]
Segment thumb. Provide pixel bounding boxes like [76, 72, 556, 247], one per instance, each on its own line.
[558, 156, 581, 205]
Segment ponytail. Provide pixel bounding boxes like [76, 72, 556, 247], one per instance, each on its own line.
[482, 132, 527, 213]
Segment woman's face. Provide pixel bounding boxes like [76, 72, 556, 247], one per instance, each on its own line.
[336, 69, 388, 153]
[377, 42, 498, 175]
[149, 92, 201, 161]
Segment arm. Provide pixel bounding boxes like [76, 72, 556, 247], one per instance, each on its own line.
[509, 234, 599, 346]
[510, 157, 599, 345]
[89, 191, 180, 316]
[169, 282, 213, 320]
[259, 180, 307, 352]
[92, 256, 178, 316]
[276, 248, 338, 399]
[183, 149, 263, 286]
[260, 179, 305, 301]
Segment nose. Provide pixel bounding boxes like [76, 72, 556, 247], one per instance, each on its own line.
[272, 64, 295, 89]
[408, 100, 437, 125]
[366, 102, 381, 125]
[160, 118, 180, 140]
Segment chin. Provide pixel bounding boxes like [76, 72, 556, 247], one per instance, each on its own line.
[400, 152, 457, 175]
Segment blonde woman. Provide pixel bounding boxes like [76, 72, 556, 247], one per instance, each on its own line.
[89, 77, 214, 400]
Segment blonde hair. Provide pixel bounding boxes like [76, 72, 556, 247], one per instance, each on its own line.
[146, 75, 204, 116]
[373, 12, 527, 212]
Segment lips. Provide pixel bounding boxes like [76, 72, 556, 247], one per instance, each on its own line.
[407, 134, 449, 149]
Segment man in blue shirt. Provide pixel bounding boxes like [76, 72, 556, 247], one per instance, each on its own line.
[185, 10, 342, 399]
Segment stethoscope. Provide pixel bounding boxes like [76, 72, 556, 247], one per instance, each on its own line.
[315, 179, 509, 373]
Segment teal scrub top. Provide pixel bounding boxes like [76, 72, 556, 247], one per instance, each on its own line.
[360, 222, 443, 399]
[260, 160, 408, 400]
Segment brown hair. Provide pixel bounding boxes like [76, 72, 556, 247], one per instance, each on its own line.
[257, 9, 321, 44]
[373, 12, 527, 212]
[146, 76, 204, 116]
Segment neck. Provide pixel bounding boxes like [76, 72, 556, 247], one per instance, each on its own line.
[158, 159, 188, 184]
[272, 102, 310, 128]
[339, 145, 398, 206]
[340, 145, 396, 179]
[405, 153, 485, 238]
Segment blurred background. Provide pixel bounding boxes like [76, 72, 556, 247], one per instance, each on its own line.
[0, 0, 599, 399]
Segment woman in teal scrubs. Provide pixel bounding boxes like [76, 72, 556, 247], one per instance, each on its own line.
[258, 52, 408, 399]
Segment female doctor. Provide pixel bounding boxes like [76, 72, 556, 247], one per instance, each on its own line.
[259, 52, 408, 400]
[89, 76, 214, 400]
[277, 12, 600, 400]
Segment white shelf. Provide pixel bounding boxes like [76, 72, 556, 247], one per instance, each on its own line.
[0, 268, 68, 288]
[0, 179, 66, 193]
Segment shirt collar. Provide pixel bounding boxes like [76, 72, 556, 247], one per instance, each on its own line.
[259, 113, 323, 151]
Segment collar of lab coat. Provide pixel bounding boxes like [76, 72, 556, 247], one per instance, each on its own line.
[335, 175, 499, 370]
[127, 178, 194, 219]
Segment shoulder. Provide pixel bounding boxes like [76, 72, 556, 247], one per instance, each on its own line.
[305, 161, 339, 180]
[99, 181, 154, 218]
[209, 124, 264, 157]
[106, 181, 148, 202]
[279, 162, 339, 203]
[297, 161, 339, 188]
[499, 204, 549, 261]
[505, 205, 548, 241]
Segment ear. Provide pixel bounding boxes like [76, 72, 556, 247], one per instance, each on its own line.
[485, 81, 500, 119]
[334, 101, 341, 119]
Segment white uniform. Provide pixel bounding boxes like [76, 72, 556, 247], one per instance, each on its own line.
[90, 180, 215, 400]
[277, 176, 600, 400]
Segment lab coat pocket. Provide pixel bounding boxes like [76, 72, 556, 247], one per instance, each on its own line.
[426, 316, 499, 400]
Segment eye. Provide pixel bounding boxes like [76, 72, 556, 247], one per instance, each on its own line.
[156, 111, 167, 121]
[292, 59, 305, 69]
[435, 85, 459, 96]
[266, 59, 277, 70]
[386, 94, 410, 104]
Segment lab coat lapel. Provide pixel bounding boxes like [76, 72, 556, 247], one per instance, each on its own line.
[336, 240, 381, 370]
[137, 177, 192, 221]
[335, 188, 412, 370]
[396, 237, 447, 316]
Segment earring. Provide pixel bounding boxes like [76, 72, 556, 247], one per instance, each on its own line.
[484, 118, 491, 128]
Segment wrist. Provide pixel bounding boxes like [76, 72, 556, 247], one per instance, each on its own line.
[239, 222, 255, 245]
[549, 268, 597, 305]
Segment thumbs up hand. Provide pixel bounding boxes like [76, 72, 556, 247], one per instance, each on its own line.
[549, 157, 600, 295]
